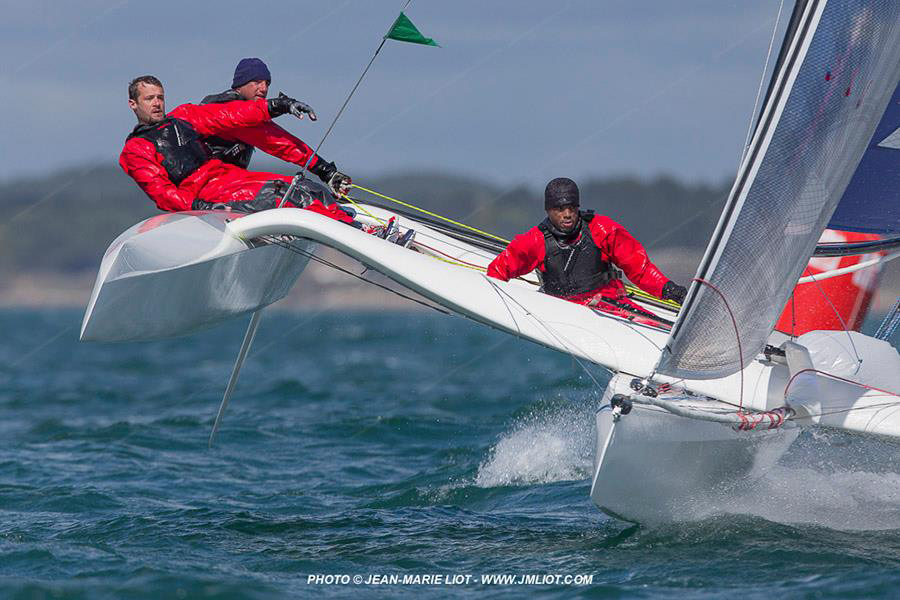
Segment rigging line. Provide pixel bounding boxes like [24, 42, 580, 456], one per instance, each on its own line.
[784, 367, 900, 401]
[342, 193, 384, 222]
[263, 0, 351, 57]
[176, 307, 330, 406]
[523, 12, 777, 185]
[693, 277, 744, 411]
[802, 266, 862, 370]
[483, 274, 525, 335]
[262, 235, 451, 315]
[484, 277, 609, 392]
[810, 401, 900, 419]
[288, 0, 413, 195]
[350, 184, 681, 309]
[1, 0, 128, 85]
[459, 10, 778, 230]
[305, 41, 386, 166]
[417, 336, 512, 394]
[346, 0, 573, 151]
[790, 290, 797, 340]
[874, 297, 900, 341]
[740, 0, 786, 163]
[414, 241, 488, 271]
[9, 325, 74, 369]
[350, 185, 511, 243]
[643, 194, 724, 248]
[9, 163, 106, 224]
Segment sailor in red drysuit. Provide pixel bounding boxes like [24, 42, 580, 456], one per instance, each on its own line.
[487, 178, 687, 313]
[198, 58, 351, 197]
[119, 74, 352, 223]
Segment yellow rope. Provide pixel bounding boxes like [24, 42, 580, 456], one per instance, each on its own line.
[345, 183, 681, 309]
[350, 184, 511, 244]
[340, 193, 384, 223]
[426, 253, 488, 272]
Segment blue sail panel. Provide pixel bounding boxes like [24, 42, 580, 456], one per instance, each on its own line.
[828, 81, 900, 233]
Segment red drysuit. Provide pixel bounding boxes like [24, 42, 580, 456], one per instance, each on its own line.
[119, 99, 351, 223]
[487, 214, 670, 307]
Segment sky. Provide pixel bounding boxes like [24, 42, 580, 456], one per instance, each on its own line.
[0, 0, 789, 186]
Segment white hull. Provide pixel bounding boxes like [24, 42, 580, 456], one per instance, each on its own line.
[590, 374, 799, 522]
[80, 211, 312, 342]
[81, 203, 899, 523]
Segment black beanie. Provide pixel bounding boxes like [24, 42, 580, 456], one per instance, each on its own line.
[544, 177, 580, 210]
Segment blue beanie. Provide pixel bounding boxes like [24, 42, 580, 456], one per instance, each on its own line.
[232, 58, 271, 89]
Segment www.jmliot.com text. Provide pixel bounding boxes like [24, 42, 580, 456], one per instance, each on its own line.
[306, 573, 594, 585]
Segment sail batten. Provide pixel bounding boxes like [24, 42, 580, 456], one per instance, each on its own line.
[658, 0, 900, 380]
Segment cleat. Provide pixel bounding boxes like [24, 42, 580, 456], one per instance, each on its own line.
[382, 217, 398, 240]
[395, 229, 416, 248]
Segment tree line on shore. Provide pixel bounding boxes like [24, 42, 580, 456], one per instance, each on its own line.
[0, 163, 729, 276]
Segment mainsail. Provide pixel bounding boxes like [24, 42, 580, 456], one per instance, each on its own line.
[658, 0, 900, 379]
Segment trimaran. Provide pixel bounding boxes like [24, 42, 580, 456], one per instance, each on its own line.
[81, 0, 900, 522]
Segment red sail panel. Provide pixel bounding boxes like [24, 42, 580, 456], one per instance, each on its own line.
[776, 229, 881, 335]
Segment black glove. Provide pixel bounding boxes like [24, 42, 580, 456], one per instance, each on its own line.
[662, 281, 688, 304]
[310, 159, 352, 196]
[327, 171, 351, 197]
[267, 92, 317, 121]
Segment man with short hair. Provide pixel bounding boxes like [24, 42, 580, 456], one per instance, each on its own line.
[199, 58, 350, 196]
[119, 74, 353, 222]
[487, 177, 687, 313]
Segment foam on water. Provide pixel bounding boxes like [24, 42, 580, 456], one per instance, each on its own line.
[475, 398, 900, 531]
[682, 434, 900, 531]
[475, 402, 594, 487]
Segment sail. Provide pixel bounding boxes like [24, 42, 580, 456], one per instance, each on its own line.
[828, 81, 900, 233]
[658, 0, 900, 380]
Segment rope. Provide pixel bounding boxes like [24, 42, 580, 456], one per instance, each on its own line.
[414, 240, 490, 272]
[784, 367, 900, 401]
[348, 183, 682, 310]
[341, 193, 384, 222]
[484, 276, 609, 393]
[802, 267, 862, 369]
[875, 297, 900, 341]
[693, 277, 744, 411]
[740, 0, 786, 162]
[351, 184, 511, 243]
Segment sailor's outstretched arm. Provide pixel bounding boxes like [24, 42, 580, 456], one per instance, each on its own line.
[169, 99, 272, 137]
[220, 122, 323, 169]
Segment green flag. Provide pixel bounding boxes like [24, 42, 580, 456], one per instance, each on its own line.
[384, 12, 439, 47]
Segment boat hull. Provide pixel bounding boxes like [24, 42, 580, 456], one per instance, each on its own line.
[80, 211, 312, 342]
[590, 374, 799, 522]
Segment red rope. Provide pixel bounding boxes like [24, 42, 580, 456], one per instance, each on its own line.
[783, 367, 900, 400]
[734, 407, 790, 431]
[693, 277, 744, 411]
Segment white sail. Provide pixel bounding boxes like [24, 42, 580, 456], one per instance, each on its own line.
[658, 0, 900, 380]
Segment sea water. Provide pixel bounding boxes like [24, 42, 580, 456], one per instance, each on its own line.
[2, 308, 900, 599]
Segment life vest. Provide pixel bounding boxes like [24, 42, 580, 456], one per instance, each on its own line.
[199, 90, 255, 169]
[538, 211, 616, 297]
[127, 118, 210, 185]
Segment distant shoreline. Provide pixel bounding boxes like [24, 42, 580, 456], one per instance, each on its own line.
[4, 248, 898, 313]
